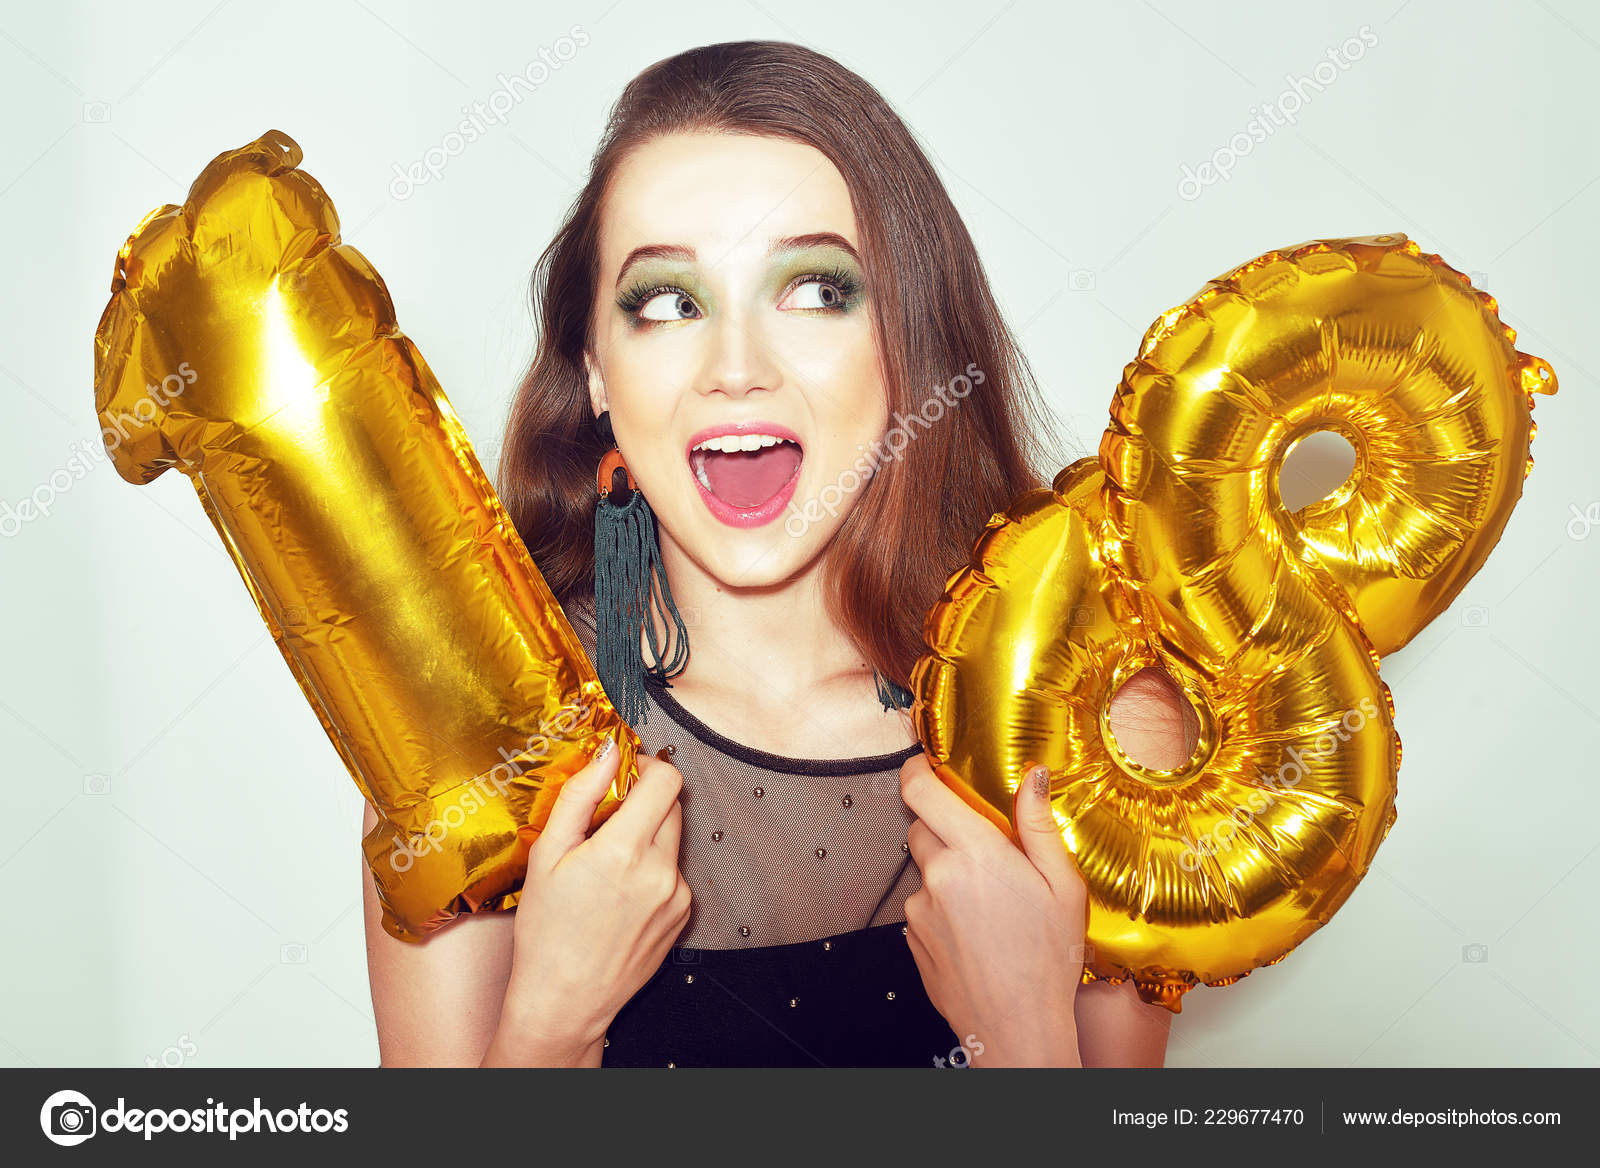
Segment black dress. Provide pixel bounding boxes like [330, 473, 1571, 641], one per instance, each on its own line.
[568, 605, 959, 1068]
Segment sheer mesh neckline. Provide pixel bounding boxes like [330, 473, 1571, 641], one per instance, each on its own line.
[564, 594, 925, 950]
[644, 676, 921, 777]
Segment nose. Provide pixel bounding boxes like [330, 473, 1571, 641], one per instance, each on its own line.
[695, 308, 782, 399]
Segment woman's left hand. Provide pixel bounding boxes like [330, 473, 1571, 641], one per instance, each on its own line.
[900, 752, 1087, 1067]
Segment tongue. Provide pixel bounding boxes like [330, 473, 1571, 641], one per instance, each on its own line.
[695, 444, 802, 508]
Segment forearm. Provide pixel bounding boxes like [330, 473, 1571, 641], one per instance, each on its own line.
[968, 992, 1083, 1067]
[479, 1028, 603, 1067]
[973, 1033, 1082, 1067]
[478, 964, 610, 1068]
[479, 1002, 605, 1067]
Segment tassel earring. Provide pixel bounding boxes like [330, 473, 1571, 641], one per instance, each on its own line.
[875, 671, 914, 712]
[592, 411, 688, 725]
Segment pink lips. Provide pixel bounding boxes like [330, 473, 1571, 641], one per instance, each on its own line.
[686, 421, 804, 529]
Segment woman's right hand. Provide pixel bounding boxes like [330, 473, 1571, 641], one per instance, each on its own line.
[481, 739, 690, 1066]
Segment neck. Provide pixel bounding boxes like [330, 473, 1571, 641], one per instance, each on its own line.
[646, 537, 870, 705]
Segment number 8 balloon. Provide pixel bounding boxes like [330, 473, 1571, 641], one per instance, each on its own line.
[93, 131, 640, 942]
[912, 235, 1556, 1010]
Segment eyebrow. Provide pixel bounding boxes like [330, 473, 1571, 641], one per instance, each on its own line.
[770, 232, 861, 261]
[613, 233, 862, 288]
[613, 243, 694, 287]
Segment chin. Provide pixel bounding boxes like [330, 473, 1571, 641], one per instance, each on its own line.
[691, 523, 831, 590]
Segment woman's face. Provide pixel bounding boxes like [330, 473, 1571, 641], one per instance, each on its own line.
[586, 131, 888, 589]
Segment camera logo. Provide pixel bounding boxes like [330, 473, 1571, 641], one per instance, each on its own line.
[40, 1089, 97, 1146]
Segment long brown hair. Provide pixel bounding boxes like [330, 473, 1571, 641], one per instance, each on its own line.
[498, 40, 1053, 687]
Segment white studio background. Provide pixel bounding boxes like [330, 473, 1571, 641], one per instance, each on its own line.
[1, 0, 1596, 1068]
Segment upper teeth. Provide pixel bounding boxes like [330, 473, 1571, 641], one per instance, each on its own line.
[693, 434, 789, 453]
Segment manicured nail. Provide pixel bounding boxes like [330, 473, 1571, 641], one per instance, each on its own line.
[1026, 763, 1050, 799]
[595, 737, 616, 762]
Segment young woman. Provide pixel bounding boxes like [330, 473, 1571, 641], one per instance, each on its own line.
[364, 41, 1186, 1068]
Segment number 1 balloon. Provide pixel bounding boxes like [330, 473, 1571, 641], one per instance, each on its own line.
[93, 130, 640, 942]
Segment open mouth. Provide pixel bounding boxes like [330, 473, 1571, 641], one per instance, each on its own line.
[687, 425, 804, 528]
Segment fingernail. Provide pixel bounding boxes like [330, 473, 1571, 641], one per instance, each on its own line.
[595, 737, 616, 762]
[1026, 764, 1050, 800]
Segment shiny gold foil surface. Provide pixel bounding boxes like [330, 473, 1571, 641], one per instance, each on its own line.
[1103, 234, 1557, 661]
[913, 235, 1554, 1011]
[92, 130, 639, 942]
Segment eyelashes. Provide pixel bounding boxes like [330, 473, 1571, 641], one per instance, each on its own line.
[614, 267, 864, 325]
[615, 282, 697, 319]
[786, 266, 862, 309]
[611, 280, 700, 320]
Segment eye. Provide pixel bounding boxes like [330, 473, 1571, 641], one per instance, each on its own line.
[638, 291, 700, 322]
[779, 277, 848, 311]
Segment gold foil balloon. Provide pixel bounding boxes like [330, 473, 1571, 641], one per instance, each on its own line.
[913, 459, 1398, 1011]
[913, 235, 1555, 1011]
[1104, 234, 1558, 660]
[93, 130, 639, 942]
